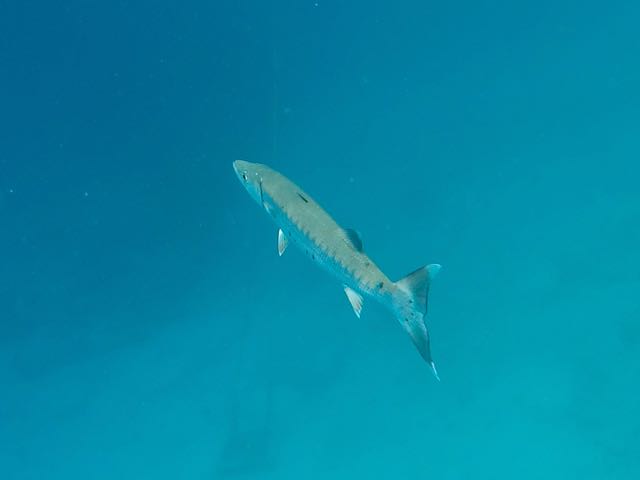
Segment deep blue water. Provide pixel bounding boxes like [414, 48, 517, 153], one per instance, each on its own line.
[2, 1, 639, 478]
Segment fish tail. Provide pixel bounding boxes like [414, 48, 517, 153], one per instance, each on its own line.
[392, 264, 441, 380]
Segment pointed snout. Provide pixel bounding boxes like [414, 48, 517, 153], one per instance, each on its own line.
[233, 159, 248, 175]
[233, 160, 251, 185]
[232, 160, 264, 205]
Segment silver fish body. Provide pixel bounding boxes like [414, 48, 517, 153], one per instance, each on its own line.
[233, 160, 441, 379]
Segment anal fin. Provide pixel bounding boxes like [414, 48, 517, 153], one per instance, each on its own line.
[344, 286, 363, 318]
[278, 229, 288, 256]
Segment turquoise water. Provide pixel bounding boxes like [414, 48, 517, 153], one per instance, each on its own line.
[2, 1, 639, 478]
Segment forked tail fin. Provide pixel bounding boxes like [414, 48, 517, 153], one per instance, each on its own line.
[394, 264, 441, 380]
[396, 264, 441, 315]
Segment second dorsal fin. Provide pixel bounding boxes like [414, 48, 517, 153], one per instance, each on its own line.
[344, 228, 363, 252]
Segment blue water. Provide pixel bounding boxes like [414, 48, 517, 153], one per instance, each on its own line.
[2, 1, 639, 478]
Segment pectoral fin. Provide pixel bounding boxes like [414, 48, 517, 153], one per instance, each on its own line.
[344, 286, 363, 318]
[277, 229, 288, 256]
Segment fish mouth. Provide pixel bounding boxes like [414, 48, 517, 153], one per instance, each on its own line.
[232, 160, 244, 176]
[232, 160, 252, 184]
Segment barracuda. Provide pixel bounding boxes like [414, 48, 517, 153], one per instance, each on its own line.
[233, 160, 442, 379]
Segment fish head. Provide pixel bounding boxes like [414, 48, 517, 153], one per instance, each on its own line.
[233, 160, 265, 205]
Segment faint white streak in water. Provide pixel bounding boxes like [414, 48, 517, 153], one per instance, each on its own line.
[225, 209, 238, 226]
[271, 46, 279, 162]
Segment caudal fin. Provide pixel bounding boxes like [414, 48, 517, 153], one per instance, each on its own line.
[396, 264, 441, 314]
[394, 264, 441, 379]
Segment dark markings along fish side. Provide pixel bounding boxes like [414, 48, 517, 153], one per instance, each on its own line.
[233, 160, 442, 380]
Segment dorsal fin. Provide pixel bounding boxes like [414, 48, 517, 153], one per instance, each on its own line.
[344, 228, 364, 252]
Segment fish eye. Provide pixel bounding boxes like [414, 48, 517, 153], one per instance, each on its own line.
[241, 172, 248, 182]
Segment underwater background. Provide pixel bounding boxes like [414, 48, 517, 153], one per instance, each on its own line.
[2, 1, 639, 478]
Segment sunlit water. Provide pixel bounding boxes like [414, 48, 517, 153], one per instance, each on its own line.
[2, 2, 639, 478]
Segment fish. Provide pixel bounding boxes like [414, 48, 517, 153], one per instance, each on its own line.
[232, 160, 442, 380]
